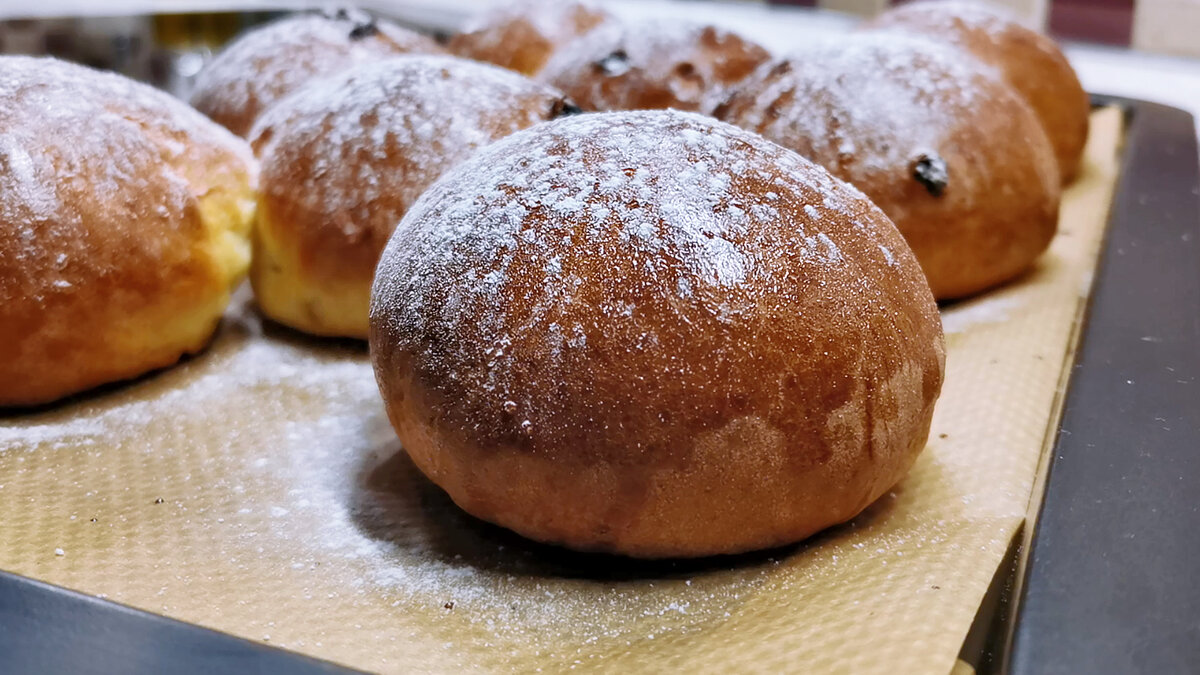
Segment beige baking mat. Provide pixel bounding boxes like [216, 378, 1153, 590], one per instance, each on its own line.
[0, 108, 1121, 674]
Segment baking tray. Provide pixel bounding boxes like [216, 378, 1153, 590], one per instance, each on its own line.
[1006, 97, 1200, 673]
[1, 14, 1198, 675]
[943, 96, 1200, 674]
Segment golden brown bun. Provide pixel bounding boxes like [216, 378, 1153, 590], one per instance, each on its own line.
[190, 10, 443, 137]
[449, 0, 613, 76]
[249, 56, 577, 339]
[538, 20, 771, 114]
[0, 56, 256, 407]
[867, 0, 1089, 184]
[369, 110, 945, 558]
[715, 34, 1061, 300]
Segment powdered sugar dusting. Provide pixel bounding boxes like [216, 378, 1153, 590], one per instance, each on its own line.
[262, 398, 785, 647]
[0, 133, 60, 226]
[868, 1, 1064, 73]
[940, 293, 1025, 334]
[539, 19, 771, 113]
[190, 12, 441, 135]
[251, 55, 569, 234]
[0, 339, 334, 452]
[0, 54, 252, 184]
[0, 56, 253, 300]
[877, 0, 1027, 40]
[372, 110, 865, 346]
[460, 0, 609, 48]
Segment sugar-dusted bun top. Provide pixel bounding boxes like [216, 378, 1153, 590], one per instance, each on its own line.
[3, 55, 254, 189]
[449, 0, 614, 75]
[539, 20, 771, 113]
[878, 0, 1027, 32]
[867, 0, 1090, 182]
[190, 9, 443, 136]
[717, 33, 999, 183]
[251, 55, 576, 286]
[714, 32, 1061, 299]
[369, 109, 945, 555]
[371, 109, 943, 464]
[0, 56, 255, 297]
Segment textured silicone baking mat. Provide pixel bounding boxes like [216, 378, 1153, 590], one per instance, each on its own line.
[0, 108, 1121, 674]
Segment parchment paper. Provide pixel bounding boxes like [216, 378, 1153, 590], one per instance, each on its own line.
[0, 108, 1123, 674]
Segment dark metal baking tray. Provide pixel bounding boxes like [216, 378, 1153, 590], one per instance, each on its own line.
[1005, 96, 1200, 674]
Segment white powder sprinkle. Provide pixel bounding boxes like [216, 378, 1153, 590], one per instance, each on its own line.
[250, 55, 570, 248]
[539, 19, 769, 114]
[940, 294, 1025, 334]
[876, 1, 1029, 42]
[878, 244, 897, 266]
[369, 109, 916, 449]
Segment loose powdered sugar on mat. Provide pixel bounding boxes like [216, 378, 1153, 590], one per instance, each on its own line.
[0, 108, 1122, 673]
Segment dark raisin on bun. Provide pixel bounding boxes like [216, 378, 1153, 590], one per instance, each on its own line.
[716, 34, 1061, 300]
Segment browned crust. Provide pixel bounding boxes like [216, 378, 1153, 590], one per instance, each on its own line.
[190, 12, 444, 137]
[867, 1, 1091, 184]
[715, 45, 1061, 300]
[448, 0, 614, 76]
[0, 57, 254, 407]
[249, 57, 575, 337]
[370, 111, 945, 557]
[539, 22, 772, 114]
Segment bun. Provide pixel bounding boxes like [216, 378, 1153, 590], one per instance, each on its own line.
[539, 21, 771, 114]
[867, 0, 1090, 183]
[249, 56, 577, 338]
[369, 110, 945, 558]
[449, 0, 613, 76]
[715, 34, 1061, 300]
[190, 10, 442, 137]
[0, 56, 255, 406]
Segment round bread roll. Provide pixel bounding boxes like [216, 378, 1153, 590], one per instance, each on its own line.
[0, 56, 256, 407]
[867, 0, 1090, 184]
[449, 0, 613, 76]
[715, 34, 1061, 300]
[250, 56, 578, 339]
[190, 9, 443, 137]
[369, 110, 945, 558]
[538, 20, 771, 114]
